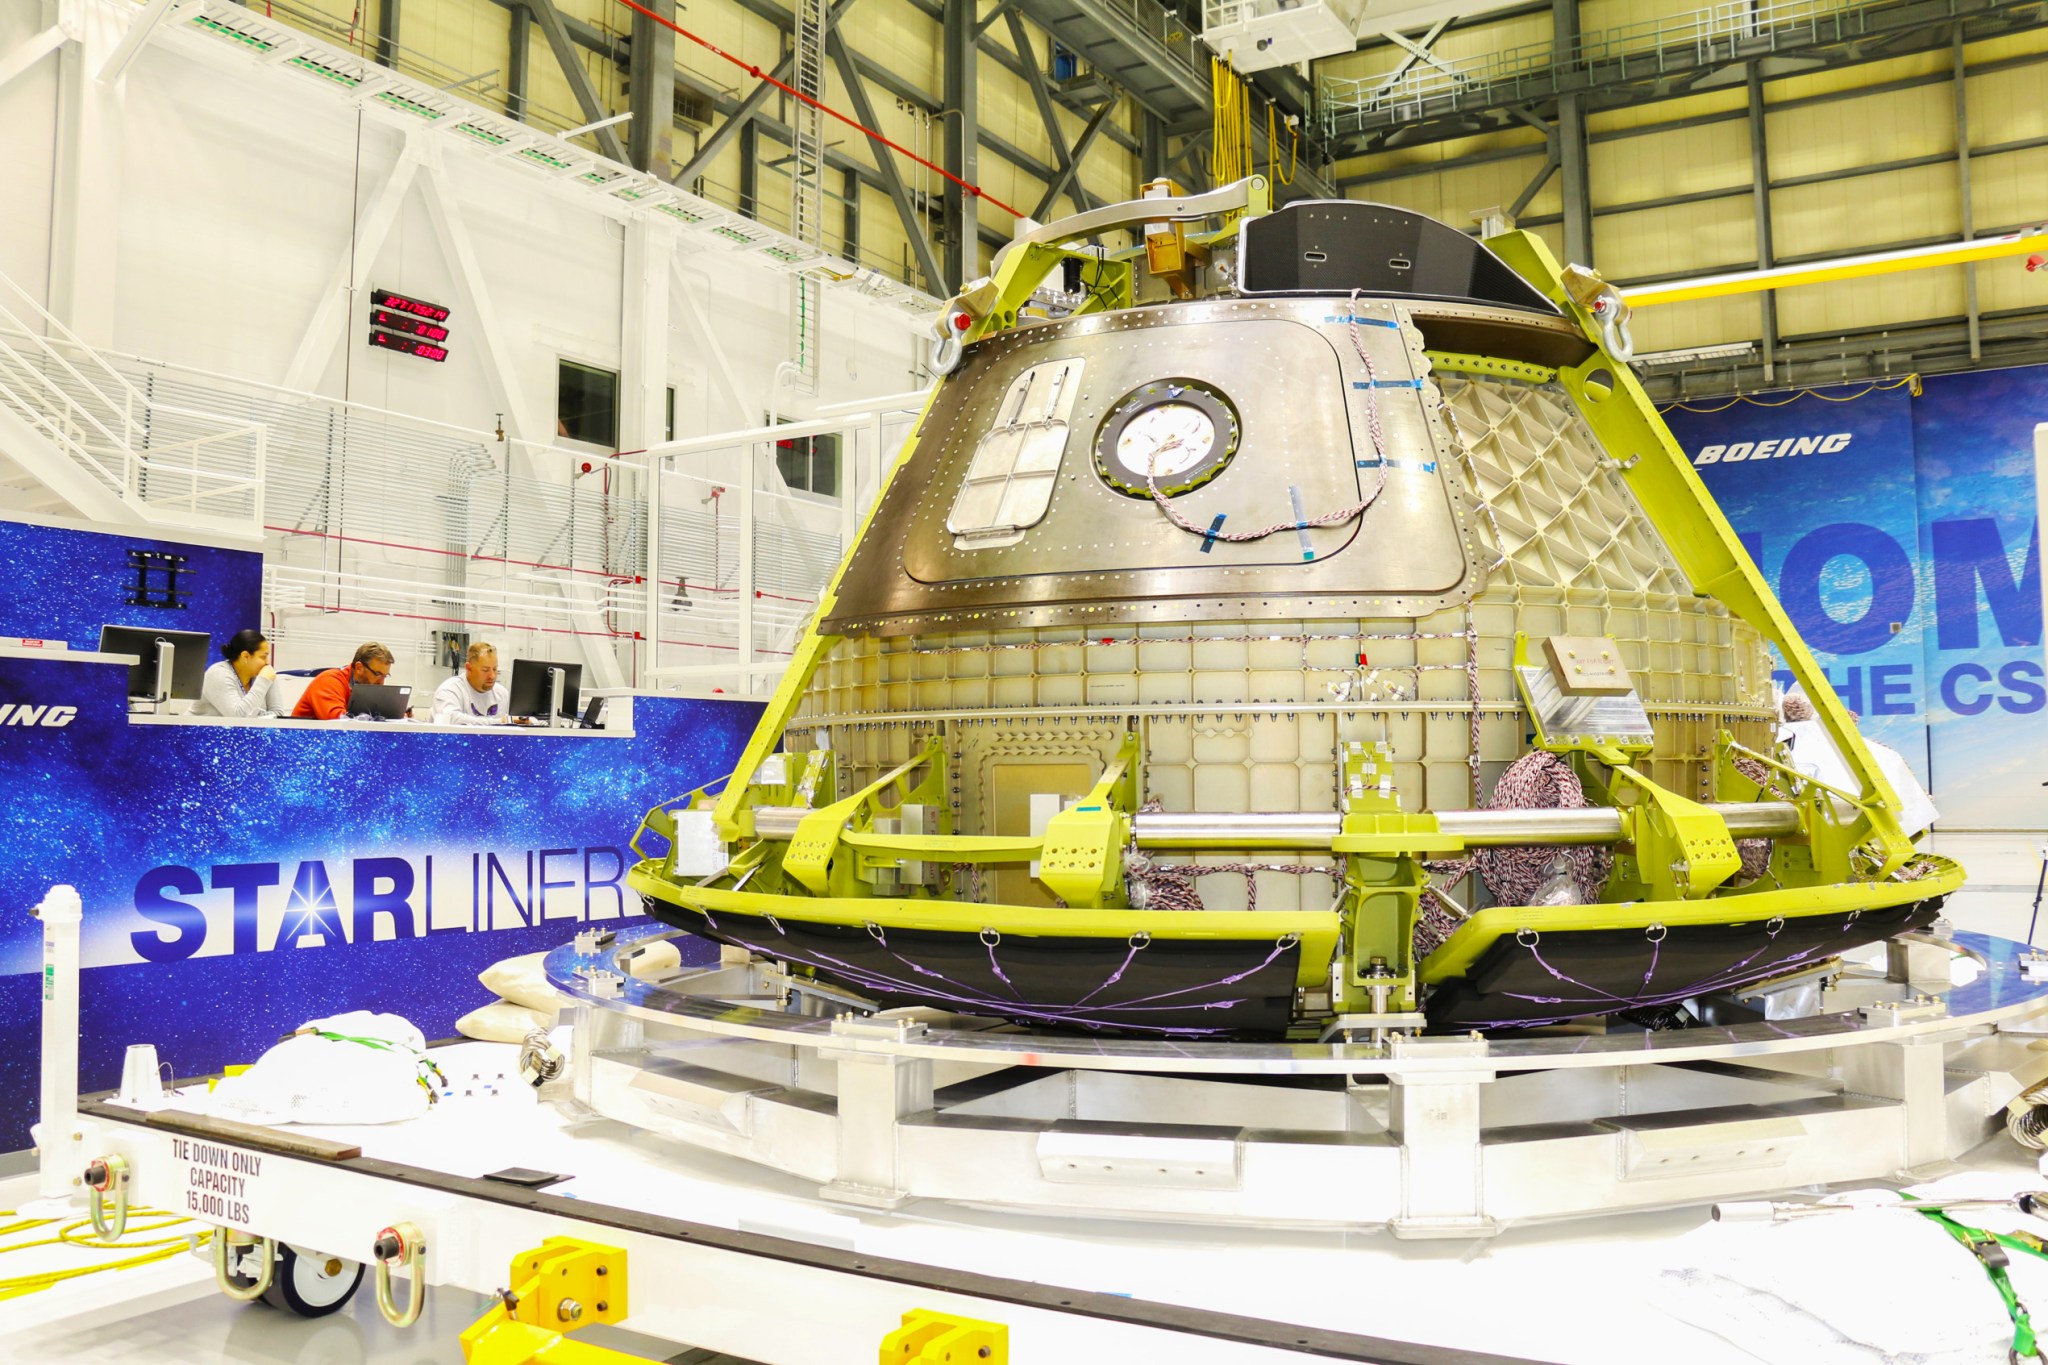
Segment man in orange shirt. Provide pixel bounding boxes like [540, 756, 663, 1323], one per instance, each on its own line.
[290, 642, 396, 720]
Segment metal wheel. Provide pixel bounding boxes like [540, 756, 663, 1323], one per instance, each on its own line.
[237, 1243, 364, 1318]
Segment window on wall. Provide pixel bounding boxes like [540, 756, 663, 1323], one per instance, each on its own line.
[665, 386, 677, 443]
[774, 430, 840, 499]
[557, 360, 620, 447]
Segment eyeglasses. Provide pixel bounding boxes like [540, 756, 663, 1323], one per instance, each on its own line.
[364, 663, 391, 682]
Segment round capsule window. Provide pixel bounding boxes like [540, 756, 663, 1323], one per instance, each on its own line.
[1094, 380, 1239, 498]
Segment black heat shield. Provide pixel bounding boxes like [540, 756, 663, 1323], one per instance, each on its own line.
[1423, 898, 1946, 1029]
[1238, 200, 1561, 314]
[643, 897, 1301, 1038]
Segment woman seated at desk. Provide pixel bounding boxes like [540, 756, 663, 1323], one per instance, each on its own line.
[192, 628, 284, 718]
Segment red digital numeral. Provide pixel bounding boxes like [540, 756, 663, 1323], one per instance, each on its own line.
[370, 289, 451, 322]
[368, 330, 450, 362]
[371, 310, 451, 342]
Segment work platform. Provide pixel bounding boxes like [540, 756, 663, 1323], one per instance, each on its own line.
[21, 1037, 2041, 1365]
[551, 922, 2048, 1235]
[10, 920, 2048, 1362]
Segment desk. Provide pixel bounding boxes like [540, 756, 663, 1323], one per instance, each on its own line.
[0, 645, 760, 1151]
[126, 712, 634, 736]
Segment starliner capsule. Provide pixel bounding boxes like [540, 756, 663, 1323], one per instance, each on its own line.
[627, 178, 1960, 1041]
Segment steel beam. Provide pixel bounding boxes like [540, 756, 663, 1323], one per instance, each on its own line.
[526, 0, 629, 164]
[1007, 10, 1092, 215]
[1747, 63, 1778, 383]
[668, 63, 1012, 253]
[975, 0, 1018, 36]
[1508, 154, 1557, 220]
[1613, 217, 2048, 290]
[719, 0, 1141, 164]
[843, 166, 860, 264]
[1639, 303, 2048, 403]
[1031, 95, 1116, 222]
[375, 0, 399, 70]
[627, 0, 676, 174]
[892, 0, 1141, 156]
[1336, 140, 1542, 189]
[1552, 0, 1591, 265]
[828, 32, 947, 293]
[1386, 25, 1464, 86]
[942, 0, 979, 291]
[675, 0, 862, 187]
[97, 0, 181, 85]
[739, 121, 759, 219]
[1346, 1, 1550, 58]
[1954, 31, 1981, 363]
[1141, 110, 1165, 181]
[1513, 131, 2048, 229]
[1165, 128, 1208, 183]
[1322, 0, 2048, 159]
[506, 3, 529, 121]
[481, 0, 627, 66]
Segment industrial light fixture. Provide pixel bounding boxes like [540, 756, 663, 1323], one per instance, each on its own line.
[1634, 342, 1756, 367]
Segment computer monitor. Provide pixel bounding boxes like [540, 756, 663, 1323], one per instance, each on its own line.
[508, 659, 583, 723]
[97, 625, 211, 704]
[347, 683, 413, 720]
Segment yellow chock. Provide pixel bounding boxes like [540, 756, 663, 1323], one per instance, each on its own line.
[460, 1237, 633, 1365]
[881, 1309, 1008, 1364]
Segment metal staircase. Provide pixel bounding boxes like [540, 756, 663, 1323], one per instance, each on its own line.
[1014, 0, 1208, 122]
[0, 272, 265, 537]
[1009, 0, 1335, 196]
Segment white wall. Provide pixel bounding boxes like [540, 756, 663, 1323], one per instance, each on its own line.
[0, 0, 927, 693]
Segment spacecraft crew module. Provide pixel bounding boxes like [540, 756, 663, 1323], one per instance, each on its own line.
[628, 176, 1961, 1041]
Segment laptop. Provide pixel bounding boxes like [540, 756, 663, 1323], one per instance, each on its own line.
[347, 683, 413, 720]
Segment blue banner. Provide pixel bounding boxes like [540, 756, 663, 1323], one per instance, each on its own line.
[0, 652, 759, 1151]
[1664, 381, 1928, 780]
[1662, 368, 2048, 829]
[1911, 368, 2047, 830]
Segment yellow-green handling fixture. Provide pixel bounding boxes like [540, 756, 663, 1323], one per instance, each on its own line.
[628, 178, 1960, 1039]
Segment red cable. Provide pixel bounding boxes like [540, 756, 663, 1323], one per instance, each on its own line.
[613, 0, 1023, 220]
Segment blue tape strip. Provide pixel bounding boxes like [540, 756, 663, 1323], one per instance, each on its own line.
[1324, 315, 1400, 327]
[1351, 378, 1424, 389]
[1200, 514, 1226, 553]
[1289, 486, 1314, 562]
[1357, 457, 1438, 473]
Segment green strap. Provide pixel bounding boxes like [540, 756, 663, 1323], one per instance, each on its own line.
[308, 1029, 411, 1053]
[1922, 1210, 2044, 1361]
[306, 1030, 448, 1099]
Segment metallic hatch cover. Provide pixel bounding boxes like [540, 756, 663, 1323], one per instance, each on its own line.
[825, 298, 1488, 636]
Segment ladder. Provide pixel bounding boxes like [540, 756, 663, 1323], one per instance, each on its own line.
[788, 0, 830, 395]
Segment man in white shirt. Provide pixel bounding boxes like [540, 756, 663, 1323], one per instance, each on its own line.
[432, 642, 511, 725]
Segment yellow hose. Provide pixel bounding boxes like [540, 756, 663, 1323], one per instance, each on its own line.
[0, 1208, 210, 1301]
[1211, 59, 1278, 216]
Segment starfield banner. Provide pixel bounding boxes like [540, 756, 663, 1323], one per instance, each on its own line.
[0, 652, 759, 1151]
[1661, 369, 2048, 829]
[0, 516, 262, 655]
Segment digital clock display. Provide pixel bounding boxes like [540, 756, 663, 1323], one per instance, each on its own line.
[371, 309, 450, 343]
[369, 330, 449, 363]
[370, 289, 451, 322]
